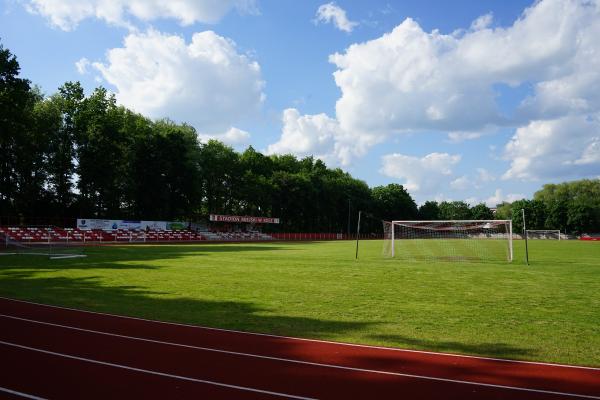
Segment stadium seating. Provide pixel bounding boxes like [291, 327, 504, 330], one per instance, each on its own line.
[1, 225, 279, 243]
[0, 226, 207, 243]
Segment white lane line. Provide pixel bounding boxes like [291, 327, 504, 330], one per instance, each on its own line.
[2, 314, 598, 399]
[0, 386, 47, 400]
[1, 296, 598, 371]
[0, 340, 315, 400]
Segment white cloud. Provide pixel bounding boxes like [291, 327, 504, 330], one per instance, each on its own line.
[198, 127, 251, 146]
[266, 108, 339, 162]
[319, 0, 600, 158]
[266, 108, 382, 165]
[503, 114, 600, 180]
[315, 2, 358, 33]
[91, 29, 265, 134]
[75, 57, 90, 74]
[476, 168, 495, 184]
[470, 13, 493, 31]
[380, 152, 461, 194]
[465, 197, 480, 206]
[485, 189, 525, 208]
[575, 139, 600, 165]
[447, 167, 496, 192]
[25, 0, 257, 30]
[447, 131, 485, 143]
[270, 0, 600, 181]
[450, 176, 470, 190]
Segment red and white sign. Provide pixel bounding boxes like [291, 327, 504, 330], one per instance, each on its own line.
[209, 214, 280, 224]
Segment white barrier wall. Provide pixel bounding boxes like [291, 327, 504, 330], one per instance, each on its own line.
[76, 219, 186, 231]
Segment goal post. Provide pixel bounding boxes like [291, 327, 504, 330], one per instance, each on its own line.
[525, 230, 561, 240]
[383, 220, 513, 262]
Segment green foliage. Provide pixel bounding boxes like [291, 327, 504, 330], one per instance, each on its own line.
[418, 201, 440, 220]
[1, 240, 598, 366]
[438, 201, 471, 220]
[534, 179, 600, 234]
[470, 203, 493, 220]
[372, 184, 418, 221]
[0, 43, 40, 217]
[1, 41, 598, 234]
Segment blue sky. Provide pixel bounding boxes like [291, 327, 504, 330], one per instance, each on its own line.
[2, 0, 599, 205]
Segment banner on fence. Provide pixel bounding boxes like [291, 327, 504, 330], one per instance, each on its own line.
[77, 219, 187, 231]
[209, 214, 280, 224]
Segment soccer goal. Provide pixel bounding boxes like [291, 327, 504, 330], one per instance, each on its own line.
[0, 232, 87, 259]
[525, 230, 561, 240]
[383, 220, 513, 262]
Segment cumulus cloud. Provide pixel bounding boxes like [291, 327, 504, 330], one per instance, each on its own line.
[485, 189, 525, 208]
[476, 168, 495, 184]
[503, 114, 600, 180]
[198, 127, 251, 146]
[91, 29, 265, 134]
[445, 167, 496, 192]
[380, 152, 461, 194]
[25, 0, 257, 30]
[315, 2, 358, 33]
[75, 57, 90, 74]
[450, 176, 470, 190]
[271, 0, 600, 183]
[266, 108, 382, 165]
[470, 13, 493, 31]
[329, 0, 600, 134]
[266, 108, 339, 161]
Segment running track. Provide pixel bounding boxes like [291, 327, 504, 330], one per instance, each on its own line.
[0, 297, 598, 399]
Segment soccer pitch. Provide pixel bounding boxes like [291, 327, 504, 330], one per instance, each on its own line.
[0, 240, 598, 366]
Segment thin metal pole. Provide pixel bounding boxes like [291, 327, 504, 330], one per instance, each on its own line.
[522, 209, 529, 265]
[391, 221, 395, 258]
[347, 198, 351, 238]
[355, 211, 361, 260]
[508, 220, 513, 262]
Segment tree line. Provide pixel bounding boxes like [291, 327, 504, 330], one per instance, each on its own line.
[1, 43, 599, 234]
[495, 180, 600, 235]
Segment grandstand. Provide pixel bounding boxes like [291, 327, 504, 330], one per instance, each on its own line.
[0, 213, 370, 246]
[0, 226, 206, 244]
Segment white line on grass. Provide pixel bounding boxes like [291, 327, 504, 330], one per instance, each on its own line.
[1, 296, 598, 371]
[0, 340, 315, 400]
[0, 386, 47, 400]
[1, 314, 598, 399]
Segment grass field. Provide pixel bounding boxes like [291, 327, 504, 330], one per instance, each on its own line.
[0, 239, 598, 366]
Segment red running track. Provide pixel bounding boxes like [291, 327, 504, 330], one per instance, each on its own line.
[0, 297, 598, 399]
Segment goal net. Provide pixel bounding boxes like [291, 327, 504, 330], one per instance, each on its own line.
[383, 220, 513, 262]
[525, 230, 561, 240]
[0, 232, 87, 259]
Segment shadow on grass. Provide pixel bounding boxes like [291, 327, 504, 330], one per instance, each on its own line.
[1, 271, 587, 396]
[368, 334, 535, 360]
[2, 268, 591, 393]
[0, 270, 374, 339]
[0, 243, 292, 270]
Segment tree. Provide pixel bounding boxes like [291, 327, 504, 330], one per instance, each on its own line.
[438, 201, 471, 220]
[544, 199, 568, 233]
[198, 140, 240, 215]
[372, 184, 418, 222]
[0, 43, 37, 217]
[534, 179, 600, 234]
[418, 201, 440, 220]
[567, 200, 596, 234]
[470, 203, 493, 220]
[76, 88, 132, 217]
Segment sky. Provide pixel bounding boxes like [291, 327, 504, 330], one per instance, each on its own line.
[1, 0, 599, 206]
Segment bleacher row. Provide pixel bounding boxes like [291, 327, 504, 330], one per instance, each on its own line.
[200, 230, 273, 241]
[0, 226, 274, 243]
